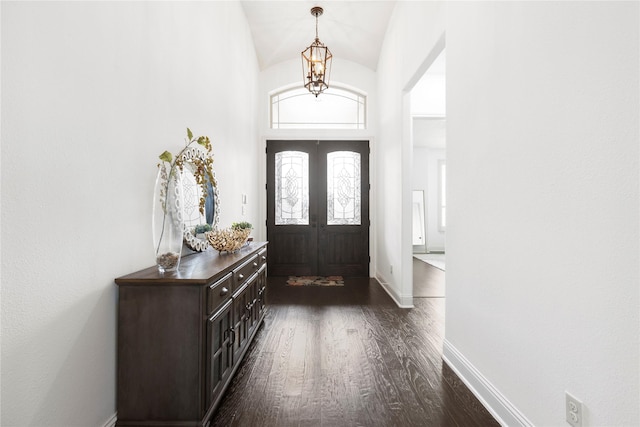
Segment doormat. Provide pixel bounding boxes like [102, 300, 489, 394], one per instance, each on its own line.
[286, 276, 344, 287]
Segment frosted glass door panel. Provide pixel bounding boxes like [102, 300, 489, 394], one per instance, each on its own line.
[327, 151, 361, 225]
[275, 151, 309, 225]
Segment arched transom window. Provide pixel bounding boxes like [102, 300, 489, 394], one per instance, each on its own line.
[270, 85, 366, 129]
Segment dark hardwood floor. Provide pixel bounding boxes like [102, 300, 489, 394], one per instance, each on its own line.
[210, 276, 498, 427]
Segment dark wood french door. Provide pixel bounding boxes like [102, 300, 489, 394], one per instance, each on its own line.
[266, 140, 369, 277]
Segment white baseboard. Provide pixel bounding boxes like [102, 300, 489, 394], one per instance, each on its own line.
[374, 273, 414, 308]
[443, 340, 533, 427]
[102, 413, 117, 427]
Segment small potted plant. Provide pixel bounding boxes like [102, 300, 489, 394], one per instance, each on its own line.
[194, 223, 213, 239]
[231, 221, 252, 231]
[232, 221, 253, 243]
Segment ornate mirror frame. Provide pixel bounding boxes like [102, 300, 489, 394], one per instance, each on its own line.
[180, 147, 220, 252]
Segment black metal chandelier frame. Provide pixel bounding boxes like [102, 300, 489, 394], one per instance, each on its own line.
[301, 6, 332, 97]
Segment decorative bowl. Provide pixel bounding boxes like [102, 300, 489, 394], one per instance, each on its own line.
[206, 228, 251, 253]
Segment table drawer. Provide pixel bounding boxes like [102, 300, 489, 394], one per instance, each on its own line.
[233, 255, 259, 287]
[258, 249, 267, 269]
[207, 272, 233, 314]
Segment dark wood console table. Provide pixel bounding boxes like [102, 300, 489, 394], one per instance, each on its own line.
[115, 242, 268, 426]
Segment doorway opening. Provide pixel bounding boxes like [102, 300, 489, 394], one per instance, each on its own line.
[410, 49, 446, 297]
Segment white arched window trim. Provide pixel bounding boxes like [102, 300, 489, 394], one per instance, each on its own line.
[270, 83, 367, 130]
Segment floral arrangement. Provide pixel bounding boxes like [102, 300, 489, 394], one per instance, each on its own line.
[158, 128, 215, 216]
[154, 128, 215, 265]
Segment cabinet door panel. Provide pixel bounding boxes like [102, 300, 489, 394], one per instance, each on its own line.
[232, 274, 258, 362]
[206, 300, 233, 406]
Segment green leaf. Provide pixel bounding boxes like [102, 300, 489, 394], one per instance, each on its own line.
[159, 150, 173, 163]
[187, 128, 193, 141]
[197, 136, 207, 146]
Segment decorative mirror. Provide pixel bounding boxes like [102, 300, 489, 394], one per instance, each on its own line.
[180, 146, 220, 252]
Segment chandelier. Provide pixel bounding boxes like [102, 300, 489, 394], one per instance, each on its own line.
[301, 6, 332, 97]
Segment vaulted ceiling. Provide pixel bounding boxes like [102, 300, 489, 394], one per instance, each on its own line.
[240, 1, 397, 71]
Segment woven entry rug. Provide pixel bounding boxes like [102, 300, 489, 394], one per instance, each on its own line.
[286, 276, 344, 287]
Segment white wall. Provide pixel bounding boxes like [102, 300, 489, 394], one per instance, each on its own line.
[445, 2, 639, 425]
[0, 2, 259, 426]
[411, 75, 446, 116]
[376, 1, 446, 306]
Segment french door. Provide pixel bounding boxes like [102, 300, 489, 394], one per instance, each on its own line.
[266, 140, 370, 277]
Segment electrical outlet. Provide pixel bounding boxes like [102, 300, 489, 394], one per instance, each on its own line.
[566, 392, 582, 427]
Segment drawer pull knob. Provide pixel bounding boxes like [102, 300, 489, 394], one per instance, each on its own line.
[253, 262, 258, 267]
[238, 274, 244, 280]
[262, 256, 266, 261]
[220, 287, 229, 296]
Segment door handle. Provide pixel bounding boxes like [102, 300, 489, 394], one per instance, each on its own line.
[229, 328, 235, 346]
